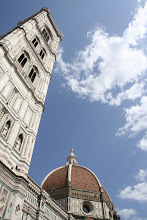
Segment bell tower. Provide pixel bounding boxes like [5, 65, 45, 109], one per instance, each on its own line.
[0, 8, 62, 219]
[0, 7, 62, 177]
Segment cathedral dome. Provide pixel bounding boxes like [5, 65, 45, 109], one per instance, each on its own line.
[41, 165, 101, 193]
[41, 150, 120, 220]
[41, 149, 112, 209]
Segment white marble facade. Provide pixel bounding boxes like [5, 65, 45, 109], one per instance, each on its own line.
[0, 8, 64, 220]
[0, 8, 62, 176]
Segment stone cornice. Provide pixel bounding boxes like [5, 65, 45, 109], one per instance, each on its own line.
[41, 7, 63, 41]
[0, 160, 28, 190]
[0, 8, 63, 42]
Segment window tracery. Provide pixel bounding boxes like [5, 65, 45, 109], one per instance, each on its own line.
[28, 66, 38, 83]
[42, 27, 52, 43]
[39, 48, 46, 60]
[32, 37, 39, 48]
[18, 51, 30, 68]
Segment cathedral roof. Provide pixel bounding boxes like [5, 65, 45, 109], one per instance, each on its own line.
[41, 149, 114, 210]
[41, 165, 101, 192]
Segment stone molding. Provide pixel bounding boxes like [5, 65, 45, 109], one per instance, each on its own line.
[0, 8, 63, 42]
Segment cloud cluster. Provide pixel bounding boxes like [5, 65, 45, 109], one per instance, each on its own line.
[119, 169, 147, 202]
[118, 207, 147, 220]
[136, 169, 147, 182]
[118, 208, 136, 220]
[119, 182, 147, 202]
[56, 2, 147, 104]
[116, 96, 147, 151]
[56, 2, 147, 151]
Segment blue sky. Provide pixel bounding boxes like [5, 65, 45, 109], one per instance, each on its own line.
[1, 1, 147, 219]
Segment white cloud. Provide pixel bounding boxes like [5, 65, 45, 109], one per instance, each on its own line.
[138, 0, 142, 3]
[118, 208, 136, 220]
[119, 182, 147, 202]
[55, 2, 147, 149]
[138, 132, 147, 151]
[116, 96, 147, 139]
[135, 169, 147, 182]
[119, 168, 147, 206]
[109, 82, 145, 106]
[56, 3, 147, 104]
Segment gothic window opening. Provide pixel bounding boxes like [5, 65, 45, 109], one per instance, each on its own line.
[42, 28, 51, 43]
[2, 120, 11, 137]
[18, 51, 29, 68]
[15, 133, 23, 152]
[109, 211, 112, 220]
[39, 48, 46, 60]
[32, 37, 39, 48]
[28, 67, 38, 83]
[42, 28, 46, 35]
[31, 72, 36, 82]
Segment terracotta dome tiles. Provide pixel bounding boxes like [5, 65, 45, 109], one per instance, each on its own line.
[71, 166, 100, 192]
[42, 166, 68, 191]
[102, 186, 111, 202]
[42, 165, 100, 193]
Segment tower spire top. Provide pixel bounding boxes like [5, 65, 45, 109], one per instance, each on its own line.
[66, 149, 78, 165]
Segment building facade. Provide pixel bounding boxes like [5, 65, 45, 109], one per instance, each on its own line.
[0, 8, 120, 220]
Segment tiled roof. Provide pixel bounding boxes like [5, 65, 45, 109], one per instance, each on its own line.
[71, 166, 99, 192]
[42, 166, 68, 191]
[42, 165, 100, 192]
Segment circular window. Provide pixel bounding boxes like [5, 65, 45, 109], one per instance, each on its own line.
[82, 201, 93, 214]
[83, 205, 90, 213]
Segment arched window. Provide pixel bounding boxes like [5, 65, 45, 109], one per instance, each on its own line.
[18, 51, 29, 68]
[28, 66, 38, 83]
[15, 133, 23, 151]
[109, 211, 112, 220]
[39, 48, 46, 60]
[32, 37, 39, 48]
[2, 120, 11, 137]
[42, 27, 52, 43]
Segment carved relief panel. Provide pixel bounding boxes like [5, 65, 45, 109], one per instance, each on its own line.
[4, 193, 15, 219]
[0, 187, 9, 218]
[1, 114, 14, 139]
